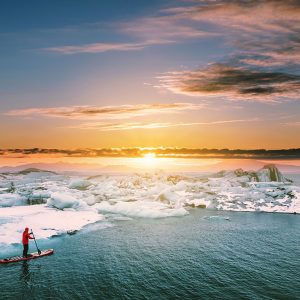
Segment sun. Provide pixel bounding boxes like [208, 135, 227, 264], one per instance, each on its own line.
[142, 153, 157, 166]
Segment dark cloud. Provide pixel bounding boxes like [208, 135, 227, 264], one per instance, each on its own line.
[159, 63, 300, 100]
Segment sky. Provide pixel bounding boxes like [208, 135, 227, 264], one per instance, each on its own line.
[1, 0, 300, 150]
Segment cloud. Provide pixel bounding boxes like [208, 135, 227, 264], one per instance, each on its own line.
[42, 39, 174, 54]
[42, 8, 217, 55]
[119, 0, 300, 101]
[121, 1, 299, 58]
[37, 1, 300, 102]
[238, 57, 286, 68]
[43, 42, 146, 54]
[283, 121, 300, 127]
[70, 118, 258, 131]
[158, 63, 300, 100]
[5, 103, 203, 120]
[40, 0, 300, 66]
[121, 15, 217, 41]
[162, 1, 300, 36]
[1, 147, 300, 159]
[71, 122, 173, 131]
[164, 1, 300, 66]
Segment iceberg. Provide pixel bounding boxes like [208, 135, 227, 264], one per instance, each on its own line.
[47, 192, 87, 210]
[95, 201, 188, 219]
[0, 193, 26, 207]
[69, 179, 93, 190]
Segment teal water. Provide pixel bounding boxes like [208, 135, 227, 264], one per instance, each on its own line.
[1, 210, 300, 300]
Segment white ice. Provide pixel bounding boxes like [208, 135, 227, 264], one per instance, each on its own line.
[0, 204, 103, 245]
[95, 200, 188, 219]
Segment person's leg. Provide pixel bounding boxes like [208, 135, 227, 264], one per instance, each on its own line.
[23, 244, 28, 257]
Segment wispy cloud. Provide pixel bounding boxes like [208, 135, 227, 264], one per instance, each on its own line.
[122, 0, 300, 64]
[42, 39, 173, 54]
[121, 15, 217, 41]
[5, 103, 203, 120]
[283, 121, 300, 127]
[163, 1, 300, 51]
[40, 0, 300, 66]
[158, 63, 300, 100]
[42, 7, 217, 54]
[69, 118, 258, 131]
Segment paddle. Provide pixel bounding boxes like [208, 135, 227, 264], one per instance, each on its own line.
[31, 230, 41, 255]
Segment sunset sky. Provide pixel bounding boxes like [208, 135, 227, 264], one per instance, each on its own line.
[1, 0, 300, 150]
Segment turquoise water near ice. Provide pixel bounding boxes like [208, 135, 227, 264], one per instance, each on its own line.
[1, 210, 300, 300]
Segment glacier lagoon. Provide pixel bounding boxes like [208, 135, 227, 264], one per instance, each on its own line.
[1, 210, 299, 299]
[0, 164, 299, 245]
[0, 164, 299, 299]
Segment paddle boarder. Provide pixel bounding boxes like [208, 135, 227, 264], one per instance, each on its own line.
[22, 227, 33, 257]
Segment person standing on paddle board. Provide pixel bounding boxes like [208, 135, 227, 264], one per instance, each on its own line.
[22, 227, 33, 257]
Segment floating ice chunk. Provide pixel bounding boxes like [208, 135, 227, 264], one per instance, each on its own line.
[157, 189, 182, 207]
[187, 198, 210, 208]
[204, 215, 230, 221]
[0, 193, 26, 207]
[84, 195, 97, 206]
[47, 192, 87, 210]
[288, 191, 300, 214]
[95, 200, 188, 219]
[256, 165, 286, 182]
[173, 181, 187, 191]
[69, 179, 92, 190]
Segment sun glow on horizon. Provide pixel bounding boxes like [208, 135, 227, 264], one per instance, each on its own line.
[141, 153, 157, 167]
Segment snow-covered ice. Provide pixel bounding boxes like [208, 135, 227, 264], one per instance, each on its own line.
[0, 204, 103, 245]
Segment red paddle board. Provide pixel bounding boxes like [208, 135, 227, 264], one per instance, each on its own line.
[0, 249, 54, 264]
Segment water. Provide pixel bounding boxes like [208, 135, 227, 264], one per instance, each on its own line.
[1, 210, 299, 300]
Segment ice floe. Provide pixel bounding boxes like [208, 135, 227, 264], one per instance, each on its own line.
[47, 192, 88, 210]
[95, 200, 188, 219]
[0, 204, 103, 245]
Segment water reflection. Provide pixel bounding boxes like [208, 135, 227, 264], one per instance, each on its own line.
[20, 261, 41, 288]
[20, 261, 30, 285]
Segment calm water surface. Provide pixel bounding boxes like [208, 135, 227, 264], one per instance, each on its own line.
[1, 210, 299, 300]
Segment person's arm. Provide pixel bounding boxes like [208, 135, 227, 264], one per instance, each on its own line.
[28, 232, 34, 239]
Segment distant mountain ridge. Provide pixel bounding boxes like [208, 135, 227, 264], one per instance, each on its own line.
[0, 162, 136, 174]
[17, 168, 57, 175]
[1, 159, 300, 175]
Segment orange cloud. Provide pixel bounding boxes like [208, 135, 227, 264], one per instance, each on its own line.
[69, 118, 258, 131]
